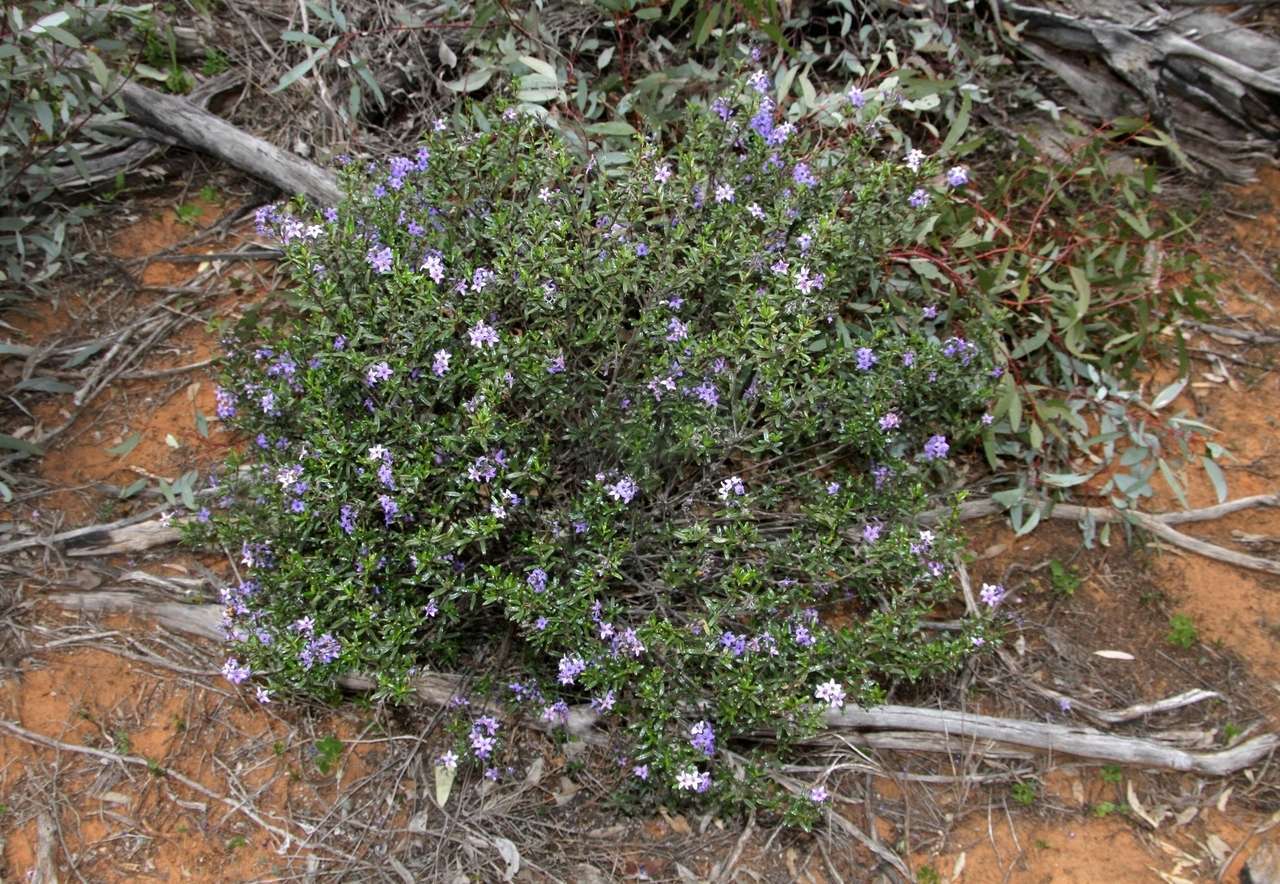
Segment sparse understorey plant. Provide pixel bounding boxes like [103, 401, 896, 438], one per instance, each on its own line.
[192, 70, 999, 818]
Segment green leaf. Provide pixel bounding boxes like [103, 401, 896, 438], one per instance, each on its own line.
[518, 55, 557, 83]
[107, 432, 142, 457]
[1015, 505, 1042, 536]
[0, 434, 43, 456]
[597, 46, 614, 69]
[118, 477, 147, 499]
[1157, 458, 1188, 510]
[1201, 456, 1228, 504]
[15, 377, 75, 394]
[446, 68, 494, 93]
[940, 91, 971, 155]
[1010, 326, 1049, 359]
[1067, 265, 1091, 326]
[1150, 377, 1186, 410]
[1041, 472, 1092, 488]
[195, 410, 209, 438]
[585, 120, 635, 137]
[271, 53, 323, 94]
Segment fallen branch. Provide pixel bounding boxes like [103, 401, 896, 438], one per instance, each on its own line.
[921, 493, 1280, 577]
[38, 589, 1275, 774]
[820, 705, 1276, 777]
[117, 69, 341, 205]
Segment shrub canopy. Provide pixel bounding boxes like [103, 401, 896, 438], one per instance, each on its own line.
[200, 77, 995, 810]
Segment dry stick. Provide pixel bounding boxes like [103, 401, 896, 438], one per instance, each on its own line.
[714, 810, 755, 884]
[818, 706, 1277, 777]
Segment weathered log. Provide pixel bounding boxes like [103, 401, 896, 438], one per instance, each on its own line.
[995, 0, 1280, 181]
[116, 71, 341, 205]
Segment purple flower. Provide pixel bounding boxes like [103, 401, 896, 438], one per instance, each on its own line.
[557, 654, 587, 685]
[654, 163, 672, 184]
[432, 349, 451, 377]
[878, 411, 900, 431]
[692, 381, 719, 408]
[378, 494, 399, 524]
[908, 188, 929, 209]
[793, 624, 815, 648]
[366, 245, 394, 274]
[421, 253, 445, 283]
[666, 318, 689, 342]
[814, 679, 846, 709]
[855, 347, 877, 371]
[606, 476, 639, 505]
[339, 504, 357, 535]
[862, 522, 882, 543]
[980, 582, 1007, 608]
[711, 97, 733, 121]
[468, 320, 499, 350]
[689, 720, 716, 757]
[981, 413, 995, 426]
[922, 434, 950, 461]
[471, 267, 497, 292]
[633, 764, 650, 781]
[366, 361, 392, 386]
[847, 86, 866, 108]
[591, 690, 616, 713]
[214, 386, 237, 420]
[904, 148, 926, 172]
[527, 568, 548, 593]
[792, 163, 817, 187]
[717, 475, 745, 501]
[438, 750, 458, 770]
[222, 657, 250, 685]
[714, 182, 735, 203]
[747, 70, 769, 94]
[808, 786, 829, 803]
[534, 616, 548, 631]
[547, 354, 565, 374]
[255, 686, 271, 704]
[676, 768, 712, 793]
[424, 599, 439, 618]
[300, 632, 341, 669]
[946, 165, 970, 188]
[333, 334, 347, 350]
[795, 266, 825, 294]
[634, 242, 649, 257]
[826, 481, 841, 495]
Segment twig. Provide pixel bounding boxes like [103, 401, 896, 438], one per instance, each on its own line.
[715, 810, 754, 883]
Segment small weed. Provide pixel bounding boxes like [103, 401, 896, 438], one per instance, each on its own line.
[201, 49, 229, 76]
[226, 835, 247, 850]
[175, 202, 203, 226]
[1093, 801, 1124, 818]
[314, 734, 344, 774]
[146, 757, 165, 776]
[1034, 839, 1051, 850]
[0, 803, 8, 815]
[198, 184, 219, 203]
[1048, 559, 1080, 597]
[171, 715, 187, 732]
[1011, 781, 1037, 807]
[916, 867, 941, 884]
[273, 740, 287, 756]
[1167, 613, 1199, 650]
[1223, 722, 1242, 743]
[112, 729, 132, 754]
[1100, 765, 1124, 784]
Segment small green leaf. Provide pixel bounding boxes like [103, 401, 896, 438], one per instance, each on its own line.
[940, 91, 971, 155]
[1041, 472, 1092, 488]
[1201, 456, 1228, 504]
[0, 434, 43, 456]
[195, 410, 209, 438]
[107, 432, 142, 458]
[118, 477, 147, 499]
[518, 55, 557, 82]
[585, 120, 635, 137]
[1151, 377, 1186, 410]
[15, 377, 75, 394]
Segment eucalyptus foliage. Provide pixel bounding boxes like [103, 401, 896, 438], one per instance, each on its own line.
[0, 1, 152, 296]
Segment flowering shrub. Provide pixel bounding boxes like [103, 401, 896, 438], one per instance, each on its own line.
[195, 73, 997, 814]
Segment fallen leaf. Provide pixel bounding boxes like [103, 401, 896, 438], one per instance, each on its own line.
[434, 763, 456, 808]
[1093, 650, 1135, 661]
[493, 836, 520, 881]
